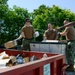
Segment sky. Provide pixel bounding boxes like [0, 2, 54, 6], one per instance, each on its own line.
[7, 0, 75, 13]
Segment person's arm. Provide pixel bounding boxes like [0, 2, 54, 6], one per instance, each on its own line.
[43, 31, 47, 40]
[60, 31, 67, 36]
[55, 34, 58, 40]
[54, 30, 58, 40]
[60, 27, 69, 36]
[17, 32, 25, 40]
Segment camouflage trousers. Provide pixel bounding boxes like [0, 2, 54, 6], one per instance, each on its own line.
[21, 38, 32, 51]
[66, 40, 75, 65]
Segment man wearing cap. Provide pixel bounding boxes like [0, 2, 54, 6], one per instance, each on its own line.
[17, 18, 34, 51]
[60, 20, 75, 71]
[44, 23, 58, 40]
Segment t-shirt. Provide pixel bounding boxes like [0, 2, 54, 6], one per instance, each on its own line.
[44, 29, 57, 40]
[22, 25, 34, 39]
[64, 27, 75, 40]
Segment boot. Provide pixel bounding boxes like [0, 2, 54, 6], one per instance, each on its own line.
[66, 65, 75, 72]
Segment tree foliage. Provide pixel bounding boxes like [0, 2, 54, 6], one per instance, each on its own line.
[0, 0, 29, 44]
[0, 1, 75, 44]
[32, 5, 75, 30]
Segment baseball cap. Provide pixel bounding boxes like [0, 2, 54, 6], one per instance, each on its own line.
[25, 18, 30, 22]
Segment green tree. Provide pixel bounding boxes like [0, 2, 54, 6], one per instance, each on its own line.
[32, 5, 75, 41]
[0, 0, 9, 44]
[0, 2, 75, 44]
[0, 3, 29, 44]
[32, 5, 75, 30]
[4, 6, 29, 42]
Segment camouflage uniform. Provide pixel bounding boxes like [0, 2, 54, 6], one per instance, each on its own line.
[66, 41, 75, 65]
[21, 38, 32, 51]
[21, 25, 34, 51]
[64, 27, 75, 66]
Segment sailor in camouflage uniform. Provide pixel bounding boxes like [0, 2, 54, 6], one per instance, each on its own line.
[17, 18, 34, 51]
[44, 23, 58, 40]
[60, 20, 75, 71]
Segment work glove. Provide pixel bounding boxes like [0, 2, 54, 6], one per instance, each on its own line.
[57, 32, 61, 37]
[14, 39, 22, 45]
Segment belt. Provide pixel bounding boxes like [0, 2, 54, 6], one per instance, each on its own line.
[24, 38, 32, 40]
[67, 40, 75, 42]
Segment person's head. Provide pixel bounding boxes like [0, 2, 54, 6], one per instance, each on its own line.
[48, 23, 53, 30]
[63, 20, 69, 26]
[25, 18, 31, 26]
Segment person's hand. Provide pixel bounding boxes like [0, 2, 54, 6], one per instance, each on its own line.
[44, 37, 47, 40]
[34, 31, 39, 37]
[14, 39, 20, 43]
[57, 27, 61, 30]
[57, 32, 61, 37]
[57, 27, 63, 32]
[14, 39, 18, 41]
